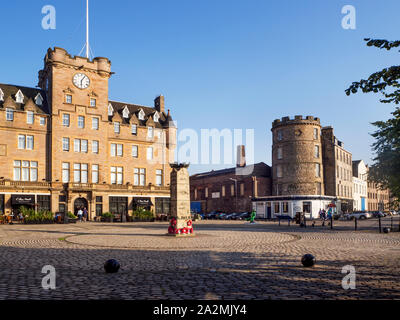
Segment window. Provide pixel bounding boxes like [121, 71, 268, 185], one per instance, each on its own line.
[156, 169, 163, 186]
[231, 184, 235, 196]
[114, 122, 120, 134]
[315, 163, 321, 177]
[63, 114, 70, 127]
[303, 202, 311, 214]
[108, 103, 114, 116]
[92, 117, 99, 130]
[117, 144, 123, 156]
[222, 185, 226, 197]
[74, 163, 88, 183]
[13, 160, 37, 182]
[40, 117, 45, 126]
[37, 195, 50, 212]
[277, 147, 283, 160]
[65, 95, 72, 104]
[18, 135, 25, 149]
[6, 108, 14, 121]
[62, 163, 70, 183]
[282, 202, 289, 213]
[111, 143, 123, 157]
[16, 90, 24, 103]
[81, 140, 88, 153]
[74, 139, 81, 153]
[78, 116, 85, 129]
[147, 147, 153, 160]
[138, 109, 145, 120]
[0, 88, 3, 101]
[313, 128, 318, 139]
[314, 145, 319, 158]
[131, 124, 137, 135]
[92, 164, 99, 183]
[18, 135, 33, 150]
[240, 183, 244, 196]
[154, 112, 159, 123]
[134, 168, 146, 186]
[148, 127, 154, 139]
[277, 130, 283, 141]
[122, 107, 129, 118]
[205, 187, 209, 198]
[27, 111, 34, 124]
[277, 165, 283, 178]
[316, 182, 322, 194]
[90, 98, 96, 107]
[274, 202, 280, 214]
[132, 145, 138, 158]
[35, 93, 43, 106]
[92, 140, 99, 154]
[111, 167, 123, 184]
[62, 138, 70, 151]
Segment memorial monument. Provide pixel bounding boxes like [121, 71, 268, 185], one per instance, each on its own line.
[168, 163, 194, 236]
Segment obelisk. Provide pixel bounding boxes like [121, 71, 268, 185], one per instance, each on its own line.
[168, 163, 194, 236]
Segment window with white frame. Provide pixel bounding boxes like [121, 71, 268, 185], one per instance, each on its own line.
[92, 117, 99, 130]
[6, 108, 14, 121]
[315, 163, 321, 177]
[62, 114, 70, 127]
[314, 145, 319, 158]
[134, 168, 145, 186]
[13, 160, 38, 182]
[132, 145, 138, 158]
[18, 135, 34, 150]
[0, 88, 3, 101]
[131, 124, 137, 135]
[111, 166, 123, 184]
[92, 140, 99, 154]
[277, 147, 283, 160]
[274, 202, 280, 214]
[108, 103, 114, 116]
[156, 169, 163, 186]
[122, 106, 129, 118]
[16, 90, 24, 103]
[26, 136, 34, 150]
[154, 112, 159, 122]
[62, 162, 70, 183]
[148, 127, 154, 139]
[90, 98, 96, 107]
[92, 164, 99, 183]
[78, 116, 85, 129]
[27, 111, 34, 124]
[74, 139, 80, 152]
[114, 122, 120, 134]
[313, 128, 318, 139]
[81, 139, 88, 153]
[147, 147, 153, 160]
[62, 137, 70, 151]
[65, 95, 72, 104]
[138, 109, 145, 120]
[40, 117, 45, 126]
[282, 202, 289, 213]
[74, 163, 88, 183]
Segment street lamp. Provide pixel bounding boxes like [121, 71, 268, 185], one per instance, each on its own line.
[229, 178, 238, 213]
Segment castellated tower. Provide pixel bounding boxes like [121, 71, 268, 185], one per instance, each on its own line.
[271, 115, 324, 196]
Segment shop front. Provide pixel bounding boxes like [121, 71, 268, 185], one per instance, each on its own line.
[11, 194, 35, 214]
[133, 197, 153, 211]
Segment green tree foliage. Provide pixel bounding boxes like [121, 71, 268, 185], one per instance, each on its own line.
[346, 38, 400, 204]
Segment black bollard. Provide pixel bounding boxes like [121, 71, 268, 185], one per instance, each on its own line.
[391, 217, 393, 230]
[378, 216, 382, 233]
[355, 218, 357, 231]
[330, 216, 333, 230]
[301, 254, 316, 267]
[304, 216, 306, 228]
[104, 259, 120, 273]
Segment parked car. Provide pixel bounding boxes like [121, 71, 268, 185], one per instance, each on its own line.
[348, 211, 373, 220]
[216, 213, 227, 220]
[371, 211, 385, 218]
[237, 212, 250, 220]
[223, 213, 237, 220]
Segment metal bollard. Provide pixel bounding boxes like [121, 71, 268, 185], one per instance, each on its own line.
[378, 216, 382, 233]
[330, 216, 333, 230]
[391, 217, 393, 230]
[355, 218, 357, 231]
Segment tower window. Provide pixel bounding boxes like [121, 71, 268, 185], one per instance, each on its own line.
[277, 147, 283, 160]
[277, 130, 283, 141]
[66, 95, 72, 104]
[90, 98, 96, 107]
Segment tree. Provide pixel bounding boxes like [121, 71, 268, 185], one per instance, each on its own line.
[346, 38, 400, 206]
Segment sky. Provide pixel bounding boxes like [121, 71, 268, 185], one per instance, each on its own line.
[1, 0, 399, 175]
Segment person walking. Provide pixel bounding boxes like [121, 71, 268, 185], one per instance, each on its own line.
[77, 208, 83, 222]
[83, 207, 88, 222]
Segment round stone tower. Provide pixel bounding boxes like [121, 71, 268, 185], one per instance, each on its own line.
[271, 115, 324, 196]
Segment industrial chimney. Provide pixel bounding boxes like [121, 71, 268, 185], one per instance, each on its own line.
[236, 145, 246, 168]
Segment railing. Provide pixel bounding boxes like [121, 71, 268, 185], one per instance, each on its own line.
[9, 181, 51, 187]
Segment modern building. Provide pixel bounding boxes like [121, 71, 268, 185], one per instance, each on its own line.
[321, 126, 353, 213]
[253, 116, 336, 219]
[352, 160, 368, 211]
[0, 47, 176, 220]
[190, 147, 272, 214]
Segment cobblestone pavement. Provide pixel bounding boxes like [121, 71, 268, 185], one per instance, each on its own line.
[0, 220, 399, 300]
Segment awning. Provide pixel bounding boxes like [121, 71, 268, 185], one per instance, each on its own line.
[133, 197, 153, 206]
[11, 195, 35, 205]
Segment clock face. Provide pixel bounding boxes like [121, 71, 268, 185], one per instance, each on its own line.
[73, 73, 90, 89]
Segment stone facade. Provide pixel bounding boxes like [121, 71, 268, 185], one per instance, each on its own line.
[271, 116, 324, 196]
[0, 47, 177, 219]
[352, 160, 368, 211]
[367, 180, 391, 211]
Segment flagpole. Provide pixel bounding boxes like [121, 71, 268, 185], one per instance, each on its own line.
[86, 0, 89, 59]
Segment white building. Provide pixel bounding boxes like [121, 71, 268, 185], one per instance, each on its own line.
[352, 160, 368, 211]
[252, 195, 336, 219]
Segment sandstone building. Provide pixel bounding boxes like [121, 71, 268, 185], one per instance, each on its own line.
[0, 47, 176, 220]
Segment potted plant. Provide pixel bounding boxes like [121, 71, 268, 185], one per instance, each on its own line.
[102, 212, 113, 222]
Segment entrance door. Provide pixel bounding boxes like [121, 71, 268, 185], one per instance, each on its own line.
[266, 203, 272, 219]
[74, 198, 88, 215]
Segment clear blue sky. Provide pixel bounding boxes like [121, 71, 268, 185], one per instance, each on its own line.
[1, 0, 399, 174]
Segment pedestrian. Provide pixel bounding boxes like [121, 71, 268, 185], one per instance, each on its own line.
[83, 207, 88, 222]
[77, 208, 83, 222]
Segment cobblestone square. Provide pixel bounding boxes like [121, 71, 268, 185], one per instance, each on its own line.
[0, 220, 399, 300]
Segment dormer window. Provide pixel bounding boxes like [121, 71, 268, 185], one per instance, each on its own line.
[90, 98, 96, 107]
[108, 103, 114, 116]
[138, 109, 145, 121]
[154, 112, 159, 123]
[15, 90, 24, 104]
[35, 93, 43, 106]
[0, 88, 4, 101]
[122, 106, 130, 119]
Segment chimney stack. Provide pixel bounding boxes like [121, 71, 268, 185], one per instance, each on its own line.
[237, 145, 246, 168]
[154, 95, 165, 113]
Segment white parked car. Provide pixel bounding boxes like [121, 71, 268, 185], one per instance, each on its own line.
[347, 212, 373, 220]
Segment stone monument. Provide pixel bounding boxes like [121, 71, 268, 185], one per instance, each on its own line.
[168, 163, 194, 236]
